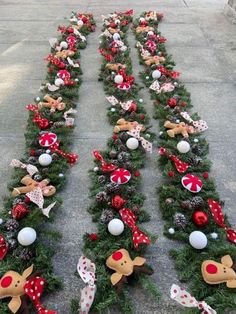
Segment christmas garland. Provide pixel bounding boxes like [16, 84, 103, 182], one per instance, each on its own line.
[71, 10, 160, 314]
[133, 11, 236, 313]
[0, 11, 95, 313]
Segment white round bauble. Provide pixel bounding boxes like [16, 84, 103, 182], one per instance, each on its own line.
[115, 19, 120, 25]
[146, 76, 150, 80]
[113, 33, 120, 40]
[46, 149, 51, 154]
[147, 31, 154, 36]
[77, 20, 84, 26]
[55, 78, 64, 87]
[176, 119, 180, 123]
[168, 227, 175, 235]
[139, 98, 143, 103]
[17, 227, 37, 246]
[126, 137, 139, 150]
[194, 138, 199, 143]
[36, 97, 41, 102]
[0, 218, 3, 225]
[189, 231, 207, 250]
[177, 141, 190, 154]
[108, 219, 124, 236]
[93, 166, 99, 172]
[139, 17, 145, 22]
[110, 108, 116, 112]
[58, 173, 64, 177]
[60, 41, 68, 49]
[210, 232, 218, 239]
[152, 70, 161, 79]
[114, 74, 123, 84]
[38, 153, 52, 166]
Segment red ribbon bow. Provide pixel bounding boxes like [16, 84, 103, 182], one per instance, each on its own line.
[158, 147, 189, 173]
[50, 141, 78, 165]
[26, 104, 49, 130]
[98, 48, 114, 62]
[208, 199, 236, 244]
[157, 65, 180, 79]
[93, 150, 117, 172]
[117, 69, 135, 85]
[119, 208, 151, 249]
[0, 235, 8, 260]
[24, 277, 57, 314]
[45, 54, 66, 68]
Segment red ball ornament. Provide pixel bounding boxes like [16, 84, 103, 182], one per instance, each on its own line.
[24, 196, 31, 204]
[180, 101, 187, 107]
[139, 114, 145, 120]
[203, 172, 209, 179]
[111, 195, 126, 210]
[134, 170, 140, 177]
[38, 119, 50, 130]
[168, 171, 175, 177]
[112, 134, 119, 140]
[192, 211, 209, 227]
[30, 149, 36, 156]
[128, 102, 137, 112]
[88, 233, 98, 241]
[11, 204, 29, 220]
[167, 98, 177, 108]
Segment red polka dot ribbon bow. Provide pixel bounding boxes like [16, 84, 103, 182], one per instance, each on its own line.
[0, 235, 8, 260]
[26, 104, 50, 130]
[93, 150, 117, 172]
[24, 277, 57, 314]
[158, 147, 189, 173]
[208, 199, 236, 244]
[127, 125, 152, 153]
[180, 111, 208, 133]
[77, 256, 96, 314]
[119, 208, 151, 250]
[50, 141, 78, 165]
[170, 284, 216, 314]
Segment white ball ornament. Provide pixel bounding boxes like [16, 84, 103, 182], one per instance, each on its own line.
[177, 141, 190, 154]
[152, 70, 161, 79]
[139, 98, 143, 103]
[147, 31, 154, 36]
[17, 227, 37, 246]
[113, 33, 120, 41]
[210, 232, 218, 239]
[114, 74, 123, 84]
[55, 78, 64, 87]
[126, 138, 139, 150]
[77, 20, 84, 26]
[139, 17, 145, 22]
[108, 219, 124, 236]
[189, 231, 207, 250]
[36, 97, 41, 102]
[0, 218, 3, 225]
[168, 228, 175, 235]
[115, 19, 120, 25]
[194, 138, 199, 143]
[60, 41, 68, 49]
[93, 166, 99, 172]
[110, 108, 116, 112]
[38, 153, 52, 166]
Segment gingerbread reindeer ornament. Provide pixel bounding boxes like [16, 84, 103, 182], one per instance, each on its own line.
[202, 255, 236, 288]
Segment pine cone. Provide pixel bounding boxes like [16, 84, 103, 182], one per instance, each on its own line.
[118, 144, 127, 152]
[95, 191, 107, 202]
[126, 186, 136, 195]
[109, 150, 118, 159]
[52, 153, 59, 160]
[123, 161, 133, 170]
[187, 155, 202, 166]
[191, 144, 202, 155]
[129, 111, 136, 118]
[100, 209, 114, 224]
[98, 175, 106, 184]
[27, 156, 38, 165]
[32, 173, 43, 182]
[5, 219, 19, 232]
[7, 238, 18, 251]
[35, 149, 46, 156]
[117, 152, 130, 163]
[12, 198, 24, 206]
[119, 109, 126, 116]
[174, 213, 187, 229]
[180, 200, 192, 210]
[53, 121, 65, 128]
[190, 196, 204, 210]
[119, 132, 129, 142]
[105, 183, 121, 194]
[165, 198, 174, 205]
[19, 248, 34, 261]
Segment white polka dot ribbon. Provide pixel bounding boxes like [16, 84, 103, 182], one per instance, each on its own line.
[77, 256, 96, 314]
[180, 111, 208, 133]
[170, 284, 216, 314]
[10, 159, 38, 177]
[106, 95, 134, 111]
[63, 108, 77, 127]
[127, 125, 152, 152]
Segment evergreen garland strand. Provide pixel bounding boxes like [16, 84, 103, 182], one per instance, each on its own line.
[133, 11, 236, 314]
[71, 10, 160, 314]
[0, 11, 95, 313]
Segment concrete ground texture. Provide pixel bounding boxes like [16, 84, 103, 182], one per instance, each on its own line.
[0, 0, 236, 313]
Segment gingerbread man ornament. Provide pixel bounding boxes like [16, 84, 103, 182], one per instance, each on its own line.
[202, 255, 236, 288]
[38, 94, 66, 113]
[113, 118, 145, 133]
[164, 120, 195, 138]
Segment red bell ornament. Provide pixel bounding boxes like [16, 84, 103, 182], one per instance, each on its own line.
[192, 211, 209, 227]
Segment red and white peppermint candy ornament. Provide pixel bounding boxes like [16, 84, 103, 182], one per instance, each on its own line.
[39, 132, 57, 147]
[110, 168, 131, 185]
[57, 69, 71, 79]
[181, 174, 203, 193]
[117, 82, 131, 91]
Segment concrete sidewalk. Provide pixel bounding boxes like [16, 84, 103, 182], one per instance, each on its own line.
[0, 0, 236, 313]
